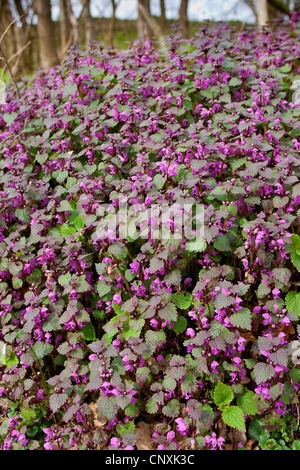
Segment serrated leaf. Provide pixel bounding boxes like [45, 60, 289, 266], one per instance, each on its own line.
[149, 257, 164, 274]
[222, 406, 246, 431]
[33, 341, 53, 359]
[253, 362, 275, 385]
[136, 366, 150, 383]
[58, 272, 71, 286]
[145, 396, 159, 414]
[213, 381, 234, 407]
[286, 291, 300, 316]
[153, 174, 167, 190]
[20, 406, 36, 422]
[171, 292, 192, 310]
[163, 375, 177, 391]
[214, 234, 232, 252]
[230, 308, 252, 330]
[162, 398, 180, 418]
[159, 302, 178, 323]
[12, 278, 23, 290]
[97, 396, 117, 421]
[60, 224, 76, 237]
[186, 235, 207, 252]
[82, 322, 96, 341]
[97, 281, 111, 298]
[291, 252, 300, 272]
[49, 393, 68, 414]
[236, 391, 259, 416]
[269, 348, 288, 367]
[272, 268, 291, 286]
[73, 215, 84, 231]
[257, 282, 271, 298]
[172, 316, 187, 335]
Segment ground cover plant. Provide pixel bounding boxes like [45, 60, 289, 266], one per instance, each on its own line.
[1, 16, 300, 451]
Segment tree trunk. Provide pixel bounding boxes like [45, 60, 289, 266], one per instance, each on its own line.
[82, 0, 94, 45]
[138, 2, 166, 48]
[67, 0, 79, 44]
[59, 0, 71, 52]
[12, 0, 34, 76]
[137, 0, 149, 42]
[35, 0, 59, 69]
[179, 0, 189, 38]
[160, 0, 167, 32]
[295, 0, 300, 12]
[108, 0, 117, 46]
[256, 0, 269, 27]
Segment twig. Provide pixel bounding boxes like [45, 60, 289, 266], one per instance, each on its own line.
[0, 43, 21, 99]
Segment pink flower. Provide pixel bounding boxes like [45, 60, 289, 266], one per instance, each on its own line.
[175, 418, 188, 435]
[113, 294, 122, 305]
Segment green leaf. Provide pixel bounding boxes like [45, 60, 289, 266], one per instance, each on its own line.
[60, 224, 76, 237]
[229, 77, 242, 86]
[82, 322, 96, 341]
[292, 440, 300, 450]
[272, 268, 291, 286]
[20, 407, 36, 422]
[236, 390, 259, 416]
[116, 421, 135, 436]
[136, 366, 150, 383]
[171, 292, 193, 310]
[153, 174, 167, 190]
[230, 308, 252, 330]
[97, 281, 111, 298]
[172, 316, 187, 335]
[33, 341, 53, 359]
[257, 282, 271, 298]
[186, 235, 207, 252]
[214, 234, 232, 252]
[213, 381, 234, 407]
[222, 406, 246, 431]
[248, 417, 267, 441]
[162, 398, 180, 418]
[287, 234, 300, 253]
[163, 375, 177, 391]
[3, 112, 18, 125]
[58, 272, 71, 286]
[285, 291, 300, 316]
[122, 324, 141, 341]
[145, 396, 158, 414]
[12, 277, 23, 290]
[73, 215, 85, 231]
[291, 252, 300, 272]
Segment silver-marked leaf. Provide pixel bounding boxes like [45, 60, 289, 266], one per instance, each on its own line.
[49, 393, 68, 414]
[253, 362, 275, 385]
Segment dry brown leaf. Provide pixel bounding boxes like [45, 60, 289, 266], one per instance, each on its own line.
[88, 402, 107, 428]
[136, 422, 155, 450]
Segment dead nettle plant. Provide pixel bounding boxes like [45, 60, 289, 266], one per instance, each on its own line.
[0, 15, 300, 451]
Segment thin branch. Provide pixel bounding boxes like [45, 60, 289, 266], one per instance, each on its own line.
[0, 44, 21, 99]
[0, 17, 17, 45]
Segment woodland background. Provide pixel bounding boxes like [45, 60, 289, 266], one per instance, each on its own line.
[0, 0, 300, 82]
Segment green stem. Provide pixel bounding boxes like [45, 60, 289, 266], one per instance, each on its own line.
[31, 345, 49, 396]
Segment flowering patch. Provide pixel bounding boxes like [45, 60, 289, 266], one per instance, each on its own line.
[0, 18, 300, 450]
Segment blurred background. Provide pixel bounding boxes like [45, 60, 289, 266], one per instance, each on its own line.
[0, 0, 298, 79]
